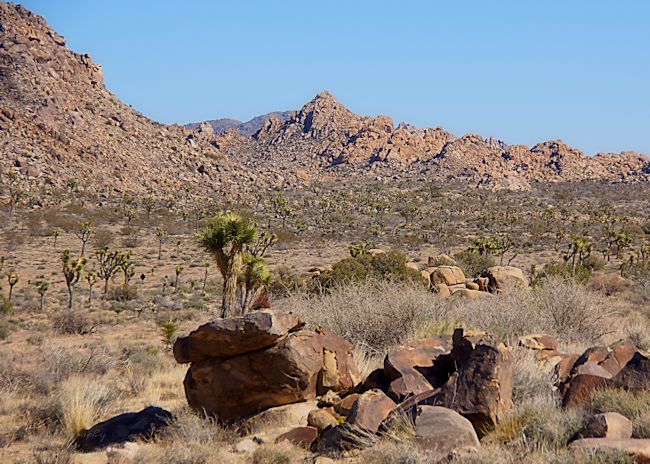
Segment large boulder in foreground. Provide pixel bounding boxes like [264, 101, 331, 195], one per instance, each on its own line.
[481, 266, 528, 293]
[577, 412, 633, 440]
[75, 406, 173, 451]
[428, 266, 466, 286]
[180, 314, 360, 423]
[173, 309, 303, 363]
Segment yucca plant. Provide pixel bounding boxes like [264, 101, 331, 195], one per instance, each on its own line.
[199, 212, 258, 317]
[62, 250, 86, 310]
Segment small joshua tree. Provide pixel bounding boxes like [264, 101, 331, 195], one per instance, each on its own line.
[85, 271, 98, 305]
[174, 265, 183, 290]
[142, 196, 156, 222]
[75, 221, 94, 256]
[51, 227, 62, 248]
[62, 250, 86, 310]
[6, 272, 19, 302]
[2, 172, 24, 216]
[156, 227, 167, 261]
[33, 279, 49, 311]
[160, 319, 178, 348]
[199, 212, 258, 317]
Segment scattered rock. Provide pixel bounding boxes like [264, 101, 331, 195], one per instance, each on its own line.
[308, 409, 338, 433]
[347, 389, 396, 433]
[243, 401, 317, 434]
[577, 412, 633, 440]
[570, 438, 650, 462]
[274, 426, 319, 448]
[518, 334, 558, 351]
[383, 336, 453, 402]
[414, 406, 480, 455]
[481, 266, 528, 293]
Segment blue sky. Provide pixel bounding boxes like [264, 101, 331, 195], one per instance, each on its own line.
[19, 1, 650, 155]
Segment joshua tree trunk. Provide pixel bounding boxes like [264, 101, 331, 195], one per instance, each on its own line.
[221, 253, 242, 318]
[39, 294, 44, 311]
[201, 267, 208, 297]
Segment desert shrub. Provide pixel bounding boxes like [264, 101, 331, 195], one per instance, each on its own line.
[587, 272, 629, 295]
[311, 251, 424, 292]
[453, 251, 495, 279]
[283, 280, 445, 351]
[620, 260, 650, 281]
[268, 266, 304, 297]
[31, 440, 74, 464]
[50, 311, 94, 335]
[534, 261, 591, 284]
[92, 229, 114, 249]
[590, 388, 650, 438]
[108, 284, 138, 301]
[30, 347, 114, 395]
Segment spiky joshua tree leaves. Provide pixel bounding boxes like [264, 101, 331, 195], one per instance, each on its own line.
[199, 212, 258, 318]
[62, 250, 86, 310]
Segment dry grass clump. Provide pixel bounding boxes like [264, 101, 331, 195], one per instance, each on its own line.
[57, 376, 114, 438]
[510, 348, 555, 404]
[486, 397, 584, 458]
[590, 388, 650, 438]
[251, 441, 305, 464]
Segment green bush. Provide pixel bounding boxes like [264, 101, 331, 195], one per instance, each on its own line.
[453, 251, 495, 278]
[0, 295, 13, 315]
[311, 251, 424, 292]
[534, 261, 591, 284]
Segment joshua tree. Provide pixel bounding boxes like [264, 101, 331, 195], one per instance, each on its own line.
[199, 212, 258, 317]
[51, 227, 62, 248]
[156, 227, 167, 261]
[62, 250, 86, 309]
[118, 251, 134, 287]
[75, 221, 94, 256]
[95, 247, 124, 296]
[271, 193, 293, 229]
[6, 272, 19, 302]
[564, 234, 593, 276]
[33, 279, 49, 311]
[85, 271, 98, 305]
[174, 265, 183, 290]
[142, 197, 156, 222]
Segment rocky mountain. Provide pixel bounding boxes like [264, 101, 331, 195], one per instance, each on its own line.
[0, 2, 648, 201]
[0, 2, 264, 203]
[186, 111, 293, 136]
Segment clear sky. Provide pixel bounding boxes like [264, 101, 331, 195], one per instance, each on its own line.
[18, 0, 650, 155]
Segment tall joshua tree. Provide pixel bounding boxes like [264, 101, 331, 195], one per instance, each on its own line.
[199, 212, 258, 318]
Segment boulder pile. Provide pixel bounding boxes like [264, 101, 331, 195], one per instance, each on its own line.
[175, 313, 514, 456]
[422, 263, 529, 298]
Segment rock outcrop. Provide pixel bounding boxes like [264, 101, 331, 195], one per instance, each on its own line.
[175, 310, 360, 423]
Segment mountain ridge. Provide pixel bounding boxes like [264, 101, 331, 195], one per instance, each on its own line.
[0, 2, 648, 202]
